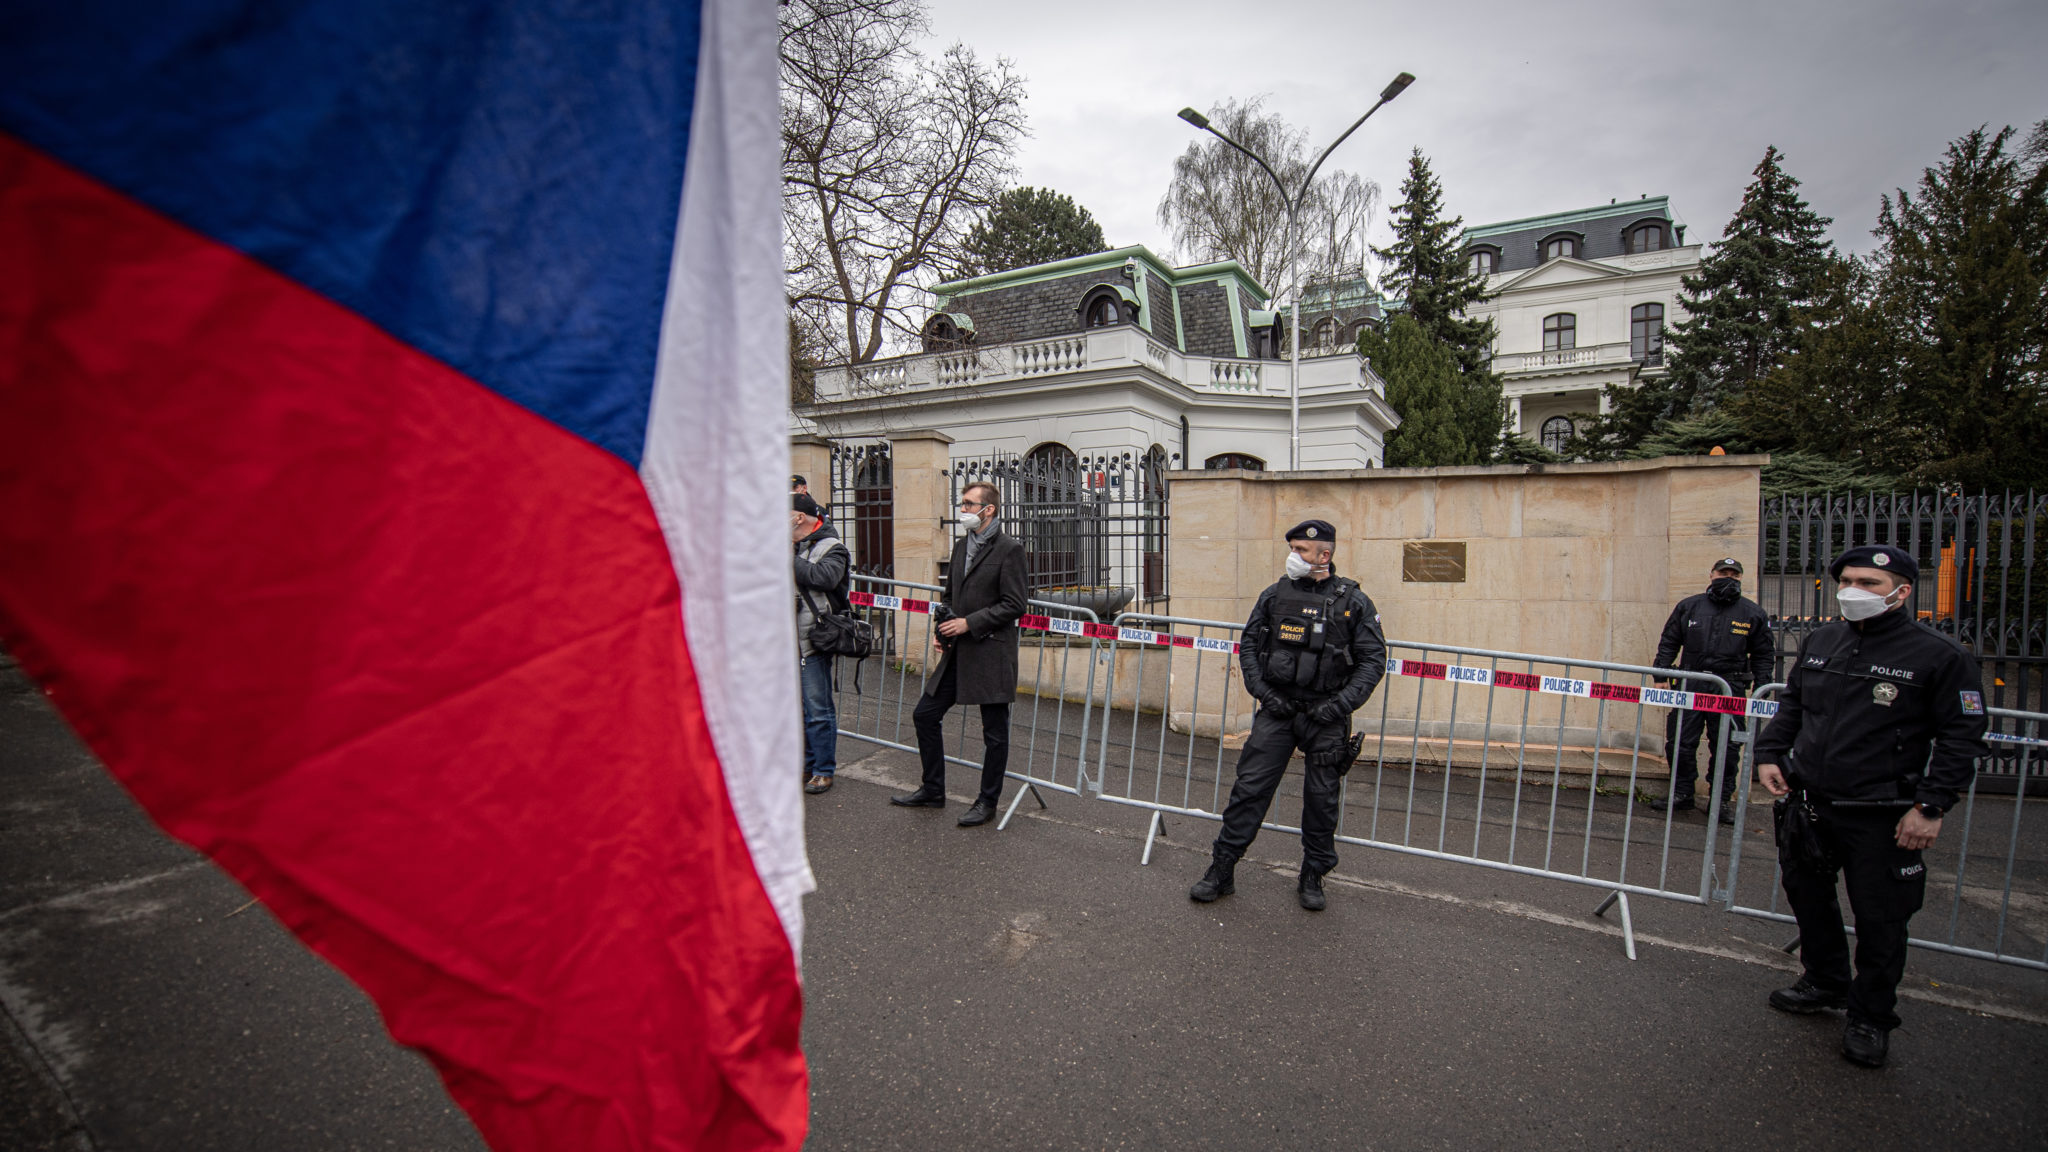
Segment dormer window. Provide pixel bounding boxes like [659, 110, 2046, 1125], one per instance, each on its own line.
[1626, 222, 1666, 253]
[1085, 295, 1119, 328]
[1543, 312, 1577, 351]
[1543, 236, 1578, 261]
[1078, 283, 1137, 330]
[1469, 249, 1496, 276]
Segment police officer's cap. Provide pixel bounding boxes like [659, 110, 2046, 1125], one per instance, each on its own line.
[1829, 545, 1918, 585]
[1711, 557, 1744, 575]
[1284, 519, 1338, 544]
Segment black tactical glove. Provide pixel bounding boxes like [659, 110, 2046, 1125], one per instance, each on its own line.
[1261, 693, 1295, 719]
[1310, 699, 1348, 725]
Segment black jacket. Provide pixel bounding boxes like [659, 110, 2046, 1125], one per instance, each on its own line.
[1653, 590, 1774, 690]
[928, 528, 1029, 705]
[1752, 607, 1988, 810]
[794, 524, 849, 657]
[1239, 571, 1386, 712]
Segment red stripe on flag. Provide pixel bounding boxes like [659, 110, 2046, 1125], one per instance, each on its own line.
[0, 139, 804, 1149]
[1493, 671, 1542, 691]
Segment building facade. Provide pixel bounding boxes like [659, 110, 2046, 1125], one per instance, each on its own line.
[794, 246, 1401, 474]
[1459, 196, 1700, 452]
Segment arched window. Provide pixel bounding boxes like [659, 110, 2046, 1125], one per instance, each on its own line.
[1019, 441, 1080, 505]
[1631, 303, 1665, 364]
[1542, 312, 1577, 352]
[1311, 318, 1335, 347]
[1469, 249, 1496, 276]
[1541, 416, 1575, 454]
[1542, 235, 1578, 261]
[1626, 223, 1665, 253]
[1204, 452, 1265, 471]
[1085, 294, 1119, 328]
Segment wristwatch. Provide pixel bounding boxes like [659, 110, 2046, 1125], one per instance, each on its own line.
[1916, 802, 1946, 820]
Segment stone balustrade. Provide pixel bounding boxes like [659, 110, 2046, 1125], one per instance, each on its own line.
[810, 325, 1386, 404]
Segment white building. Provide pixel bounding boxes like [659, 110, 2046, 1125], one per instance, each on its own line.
[1460, 196, 1701, 452]
[795, 246, 1401, 474]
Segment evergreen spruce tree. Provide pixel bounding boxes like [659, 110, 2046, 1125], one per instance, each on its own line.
[1371, 149, 1504, 459]
[961, 186, 1108, 277]
[1662, 146, 1835, 416]
[1870, 125, 2048, 488]
[1364, 315, 1471, 467]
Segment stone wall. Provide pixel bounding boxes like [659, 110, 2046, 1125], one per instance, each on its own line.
[1164, 457, 1765, 749]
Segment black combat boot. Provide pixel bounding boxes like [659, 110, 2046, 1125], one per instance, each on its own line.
[1188, 854, 1236, 903]
[1647, 794, 1696, 813]
[1769, 977, 1847, 1014]
[1297, 869, 1327, 912]
[1842, 1019, 1889, 1068]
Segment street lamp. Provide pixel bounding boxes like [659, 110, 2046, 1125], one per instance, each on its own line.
[1177, 71, 1414, 471]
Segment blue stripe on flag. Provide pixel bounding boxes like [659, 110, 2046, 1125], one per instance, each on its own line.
[0, 0, 700, 466]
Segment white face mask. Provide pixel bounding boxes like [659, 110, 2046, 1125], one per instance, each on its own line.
[1285, 552, 1314, 581]
[1837, 585, 1902, 621]
[958, 509, 985, 530]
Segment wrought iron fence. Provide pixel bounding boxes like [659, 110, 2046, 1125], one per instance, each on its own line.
[1759, 490, 2045, 719]
[950, 447, 1173, 609]
[827, 440, 894, 578]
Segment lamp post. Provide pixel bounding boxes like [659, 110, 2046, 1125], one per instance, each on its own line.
[1178, 71, 1413, 471]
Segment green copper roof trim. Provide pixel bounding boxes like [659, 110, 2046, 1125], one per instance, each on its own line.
[1172, 281, 1186, 351]
[933, 244, 1177, 294]
[1224, 280, 1248, 357]
[933, 245, 1269, 301]
[1463, 196, 1671, 242]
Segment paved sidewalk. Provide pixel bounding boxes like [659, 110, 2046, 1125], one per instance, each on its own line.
[6, 655, 2045, 1150]
[805, 740, 2048, 1151]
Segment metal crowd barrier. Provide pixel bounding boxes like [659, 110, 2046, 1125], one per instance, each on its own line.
[1722, 685, 2048, 972]
[825, 574, 1108, 829]
[1089, 615, 1762, 959]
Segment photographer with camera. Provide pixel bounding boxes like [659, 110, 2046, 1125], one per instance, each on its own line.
[793, 493, 849, 794]
[891, 482, 1027, 827]
[1189, 520, 1386, 911]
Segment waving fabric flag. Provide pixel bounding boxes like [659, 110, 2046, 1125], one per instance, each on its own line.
[0, 1, 810, 1148]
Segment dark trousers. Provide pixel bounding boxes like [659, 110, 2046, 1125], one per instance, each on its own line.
[1212, 704, 1347, 875]
[1780, 804, 1925, 1031]
[1665, 707, 1744, 803]
[911, 657, 1010, 805]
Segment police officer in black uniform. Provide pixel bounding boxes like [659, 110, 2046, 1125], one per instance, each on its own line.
[1189, 520, 1386, 911]
[1646, 557, 1775, 823]
[1753, 544, 1988, 1069]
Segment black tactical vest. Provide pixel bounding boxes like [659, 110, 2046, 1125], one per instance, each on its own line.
[1262, 577, 1359, 694]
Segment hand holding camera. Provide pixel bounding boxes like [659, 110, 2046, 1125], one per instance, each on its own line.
[931, 602, 966, 646]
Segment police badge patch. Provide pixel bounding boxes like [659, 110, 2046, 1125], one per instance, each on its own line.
[1872, 682, 1899, 706]
[1960, 690, 1985, 715]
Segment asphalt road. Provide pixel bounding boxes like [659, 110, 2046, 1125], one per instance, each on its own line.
[5, 653, 2045, 1150]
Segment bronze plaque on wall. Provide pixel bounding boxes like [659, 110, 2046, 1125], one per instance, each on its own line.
[1402, 541, 1467, 583]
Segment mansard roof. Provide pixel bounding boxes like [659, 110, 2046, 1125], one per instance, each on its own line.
[1463, 196, 1677, 273]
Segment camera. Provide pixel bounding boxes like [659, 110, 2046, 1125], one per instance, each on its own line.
[930, 602, 957, 649]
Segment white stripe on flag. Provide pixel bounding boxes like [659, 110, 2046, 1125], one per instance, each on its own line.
[639, 0, 813, 961]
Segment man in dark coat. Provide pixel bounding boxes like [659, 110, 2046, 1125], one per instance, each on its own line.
[1753, 544, 1987, 1069]
[1646, 556, 1775, 822]
[891, 481, 1029, 827]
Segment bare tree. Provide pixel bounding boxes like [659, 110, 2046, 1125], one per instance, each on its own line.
[1156, 97, 1379, 298]
[781, 0, 1026, 366]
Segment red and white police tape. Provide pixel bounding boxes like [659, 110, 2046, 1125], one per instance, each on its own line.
[848, 592, 2047, 743]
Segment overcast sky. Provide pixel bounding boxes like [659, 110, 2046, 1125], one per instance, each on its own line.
[922, 0, 2046, 272]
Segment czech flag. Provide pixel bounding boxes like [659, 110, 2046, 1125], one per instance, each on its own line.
[1, 1, 811, 1148]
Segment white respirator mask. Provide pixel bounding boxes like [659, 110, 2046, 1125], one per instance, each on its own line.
[958, 509, 984, 529]
[1836, 585, 1902, 621]
[1285, 553, 1314, 581]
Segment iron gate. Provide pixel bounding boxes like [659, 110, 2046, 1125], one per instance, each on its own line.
[950, 446, 1171, 606]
